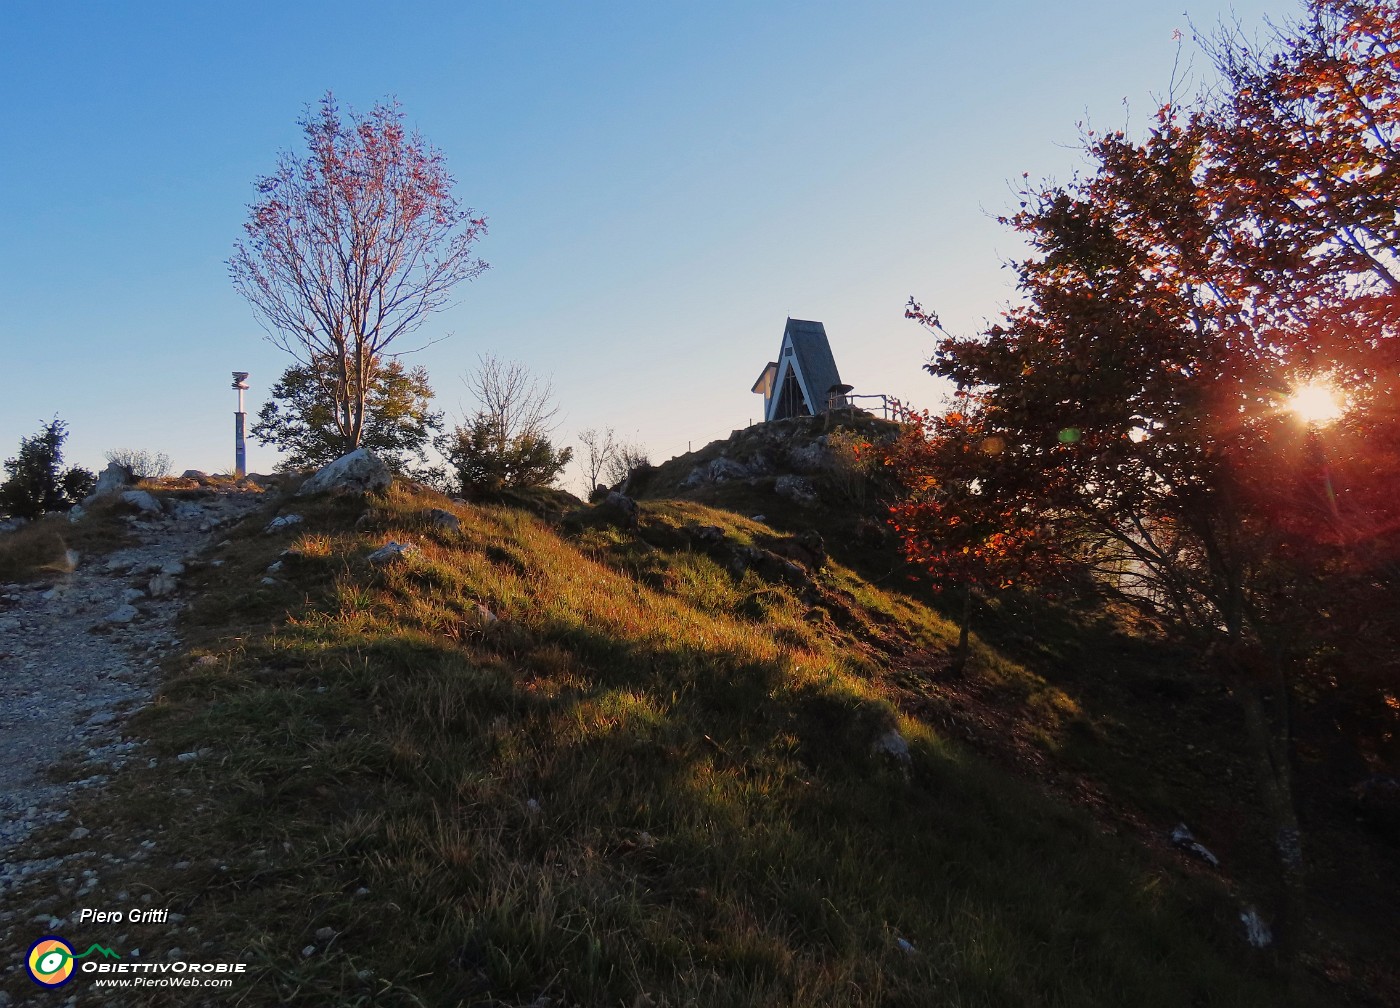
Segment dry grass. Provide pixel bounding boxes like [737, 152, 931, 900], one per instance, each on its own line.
[4, 480, 1314, 1007]
[0, 497, 133, 582]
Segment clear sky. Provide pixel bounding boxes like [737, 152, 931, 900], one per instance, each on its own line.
[1, 0, 1285, 484]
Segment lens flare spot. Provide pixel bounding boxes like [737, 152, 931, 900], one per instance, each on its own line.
[1058, 427, 1081, 444]
[1286, 381, 1344, 425]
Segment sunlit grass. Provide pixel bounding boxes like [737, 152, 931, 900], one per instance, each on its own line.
[18, 478, 1303, 1007]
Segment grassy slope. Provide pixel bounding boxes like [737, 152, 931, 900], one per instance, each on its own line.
[7, 481, 1318, 1006]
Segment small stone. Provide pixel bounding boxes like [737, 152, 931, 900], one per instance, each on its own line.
[264, 514, 303, 533]
[315, 926, 335, 942]
[302, 945, 316, 958]
[69, 827, 91, 841]
[367, 541, 419, 566]
[424, 508, 461, 532]
[872, 728, 912, 768]
[103, 604, 139, 625]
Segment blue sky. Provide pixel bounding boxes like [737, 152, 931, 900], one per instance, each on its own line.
[1, 0, 1283, 483]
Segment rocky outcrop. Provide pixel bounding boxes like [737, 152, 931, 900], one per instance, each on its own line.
[638, 412, 898, 513]
[84, 461, 135, 502]
[296, 449, 392, 497]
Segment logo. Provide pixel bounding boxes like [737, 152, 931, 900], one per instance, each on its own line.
[25, 936, 120, 987]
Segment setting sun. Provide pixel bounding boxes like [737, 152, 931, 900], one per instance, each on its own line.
[1286, 380, 1345, 425]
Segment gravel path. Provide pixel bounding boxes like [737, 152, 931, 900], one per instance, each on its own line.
[0, 488, 265, 1003]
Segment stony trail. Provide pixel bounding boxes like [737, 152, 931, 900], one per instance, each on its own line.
[0, 487, 265, 1005]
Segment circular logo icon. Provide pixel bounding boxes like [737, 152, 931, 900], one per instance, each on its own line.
[26, 936, 76, 987]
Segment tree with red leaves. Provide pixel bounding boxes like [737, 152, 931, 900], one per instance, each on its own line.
[230, 93, 487, 452]
[893, 0, 1400, 955]
[877, 398, 1069, 672]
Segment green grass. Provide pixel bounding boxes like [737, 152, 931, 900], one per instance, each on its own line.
[8, 480, 1316, 1007]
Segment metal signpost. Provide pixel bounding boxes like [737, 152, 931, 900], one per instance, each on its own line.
[232, 372, 250, 477]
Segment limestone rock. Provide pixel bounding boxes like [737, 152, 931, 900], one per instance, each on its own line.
[102, 604, 139, 626]
[147, 572, 178, 598]
[296, 448, 392, 497]
[1170, 823, 1220, 867]
[685, 524, 726, 547]
[367, 541, 420, 566]
[423, 508, 461, 533]
[87, 461, 135, 500]
[595, 491, 639, 529]
[872, 728, 912, 769]
[265, 514, 304, 533]
[1239, 906, 1272, 948]
[774, 474, 820, 507]
[120, 490, 163, 516]
[682, 456, 752, 489]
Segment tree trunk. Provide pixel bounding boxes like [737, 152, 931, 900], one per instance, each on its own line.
[1235, 661, 1306, 965]
[950, 581, 972, 675]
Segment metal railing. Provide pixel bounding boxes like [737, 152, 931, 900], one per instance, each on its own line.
[827, 392, 893, 419]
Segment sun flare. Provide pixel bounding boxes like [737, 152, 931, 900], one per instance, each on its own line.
[1286, 380, 1345, 425]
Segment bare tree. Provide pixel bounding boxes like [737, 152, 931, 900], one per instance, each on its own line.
[229, 93, 487, 450]
[440, 356, 572, 493]
[604, 441, 650, 487]
[577, 427, 618, 497]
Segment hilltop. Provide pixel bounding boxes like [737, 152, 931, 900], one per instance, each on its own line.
[0, 439, 1394, 1007]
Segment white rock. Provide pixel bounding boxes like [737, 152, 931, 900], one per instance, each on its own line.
[265, 514, 303, 533]
[148, 572, 178, 597]
[120, 490, 163, 515]
[296, 448, 392, 497]
[367, 541, 419, 565]
[103, 604, 139, 625]
[872, 728, 912, 767]
[86, 461, 134, 501]
[1240, 906, 1272, 948]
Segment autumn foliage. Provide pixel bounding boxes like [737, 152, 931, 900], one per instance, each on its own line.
[230, 94, 487, 452]
[894, 0, 1400, 647]
[886, 0, 1400, 949]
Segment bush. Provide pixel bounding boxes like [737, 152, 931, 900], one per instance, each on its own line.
[104, 449, 171, 480]
[0, 419, 96, 519]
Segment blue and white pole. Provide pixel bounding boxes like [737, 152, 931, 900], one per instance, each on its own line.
[232, 371, 250, 477]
